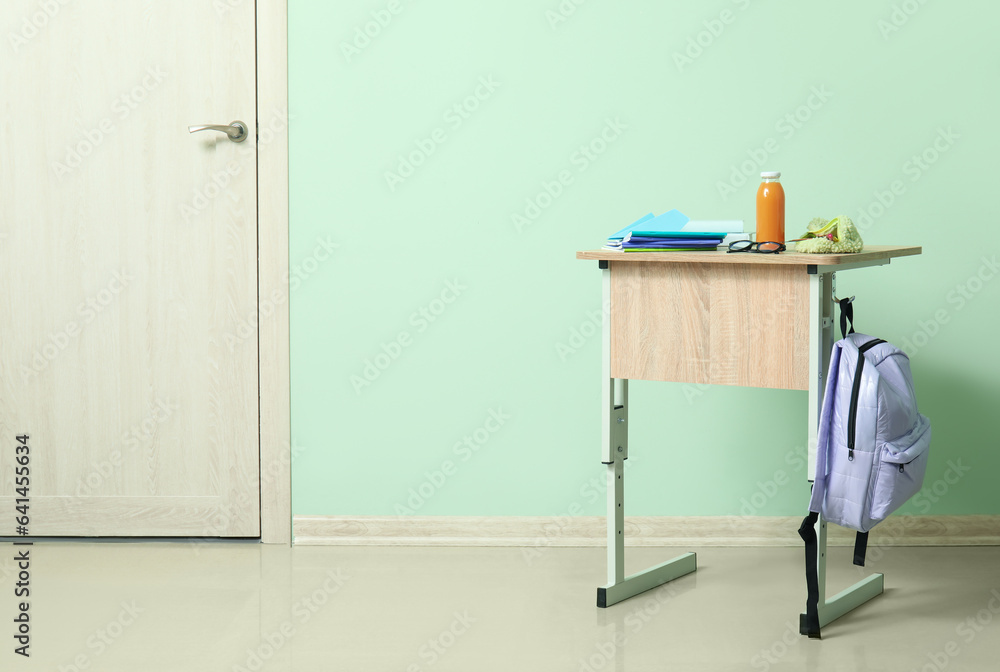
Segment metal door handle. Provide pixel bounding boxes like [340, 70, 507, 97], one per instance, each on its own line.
[187, 120, 248, 143]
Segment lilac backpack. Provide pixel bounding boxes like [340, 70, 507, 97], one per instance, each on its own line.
[799, 317, 932, 637]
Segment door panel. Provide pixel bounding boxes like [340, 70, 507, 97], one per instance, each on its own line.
[0, 1, 260, 536]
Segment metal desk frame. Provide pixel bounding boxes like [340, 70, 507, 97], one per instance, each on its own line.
[578, 246, 921, 633]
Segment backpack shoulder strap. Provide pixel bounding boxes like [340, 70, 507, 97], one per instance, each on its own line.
[839, 297, 856, 340]
[798, 511, 822, 638]
[799, 341, 845, 639]
[854, 531, 869, 566]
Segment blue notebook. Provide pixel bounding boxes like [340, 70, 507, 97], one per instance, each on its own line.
[623, 236, 720, 247]
[628, 232, 726, 240]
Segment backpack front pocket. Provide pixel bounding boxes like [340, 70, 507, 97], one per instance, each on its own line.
[868, 415, 932, 522]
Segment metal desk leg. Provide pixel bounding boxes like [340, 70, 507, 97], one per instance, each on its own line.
[800, 513, 883, 632]
[596, 267, 695, 608]
[596, 379, 696, 608]
[800, 270, 883, 633]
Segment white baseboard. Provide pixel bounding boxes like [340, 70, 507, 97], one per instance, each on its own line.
[292, 515, 1000, 547]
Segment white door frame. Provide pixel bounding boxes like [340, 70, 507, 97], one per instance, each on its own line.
[257, 0, 291, 545]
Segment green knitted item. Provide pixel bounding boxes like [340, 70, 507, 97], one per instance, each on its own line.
[794, 216, 864, 254]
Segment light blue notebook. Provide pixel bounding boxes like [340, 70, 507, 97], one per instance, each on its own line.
[606, 210, 689, 240]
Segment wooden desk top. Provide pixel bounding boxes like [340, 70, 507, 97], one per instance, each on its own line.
[576, 244, 921, 266]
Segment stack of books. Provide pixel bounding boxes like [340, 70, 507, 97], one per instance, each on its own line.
[602, 210, 743, 252]
[604, 230, 724, 252]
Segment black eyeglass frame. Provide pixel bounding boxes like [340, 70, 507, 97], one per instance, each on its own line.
[727, 240, 786, 254]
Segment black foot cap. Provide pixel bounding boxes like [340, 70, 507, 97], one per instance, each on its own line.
[799, 613, 822, 639]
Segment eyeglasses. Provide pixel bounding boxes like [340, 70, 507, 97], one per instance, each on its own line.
[727, 240, 786, 254]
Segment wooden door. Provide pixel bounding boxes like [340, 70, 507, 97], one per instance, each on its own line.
[0, 1, 260, 536]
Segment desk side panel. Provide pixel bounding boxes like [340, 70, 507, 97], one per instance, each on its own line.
[610, 262, 711, 384]
[610, 262, 809, 390]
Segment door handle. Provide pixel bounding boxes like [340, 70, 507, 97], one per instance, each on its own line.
[187, 120, 249, 143]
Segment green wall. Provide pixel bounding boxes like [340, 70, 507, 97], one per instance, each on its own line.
[289, 1, 1000, 518]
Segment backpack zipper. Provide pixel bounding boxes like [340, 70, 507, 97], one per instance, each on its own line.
[847, 339, 886, 461]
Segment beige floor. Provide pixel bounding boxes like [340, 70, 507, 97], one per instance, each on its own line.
[1, 542, 998, 671]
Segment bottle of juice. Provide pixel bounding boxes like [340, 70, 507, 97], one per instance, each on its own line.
[756, 171, 785, 249]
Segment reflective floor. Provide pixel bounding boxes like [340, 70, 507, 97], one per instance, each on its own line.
[1, 541, 998, 670]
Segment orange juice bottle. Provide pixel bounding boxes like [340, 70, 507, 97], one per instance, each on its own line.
[756, 171, 785, 248]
